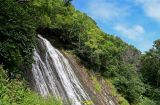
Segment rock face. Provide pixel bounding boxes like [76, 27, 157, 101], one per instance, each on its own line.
[65, 52, 118, 105]
[30, 35, 118, 105]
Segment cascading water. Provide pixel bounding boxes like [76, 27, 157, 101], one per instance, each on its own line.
[31, 35, 91, 105]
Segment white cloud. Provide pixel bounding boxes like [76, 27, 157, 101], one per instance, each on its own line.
[138, 40, 153, 53]
[87, 0, 129, 21]
[135, 0, 160, 21]
[114, 24, 145, 40]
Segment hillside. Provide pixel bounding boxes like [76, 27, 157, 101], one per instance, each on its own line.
[0, 0, 160, 105]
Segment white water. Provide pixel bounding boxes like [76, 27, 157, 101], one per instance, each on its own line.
[32, 35, 91, 105]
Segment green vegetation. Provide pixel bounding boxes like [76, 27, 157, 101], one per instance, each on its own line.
[137, 97, 156, 105]
[83, 100, 94, 105]
[0, 0, 160, 105]
[140, 39, 160, 104]
[91, 76, 102, 93]
[105, 79, 129, 105]
[0, 66, 62, 105]
[0, 0, 36, 78]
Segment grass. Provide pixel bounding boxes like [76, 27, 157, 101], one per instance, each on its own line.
[91, 76, 102, 93]
[22, 93, 62, 105]
[83, 100, 94, 105]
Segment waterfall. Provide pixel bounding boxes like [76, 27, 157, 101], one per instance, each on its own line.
[31, 35, 91, 105]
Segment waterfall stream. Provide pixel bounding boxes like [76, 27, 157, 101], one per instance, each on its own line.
[31, 35, 91, 105]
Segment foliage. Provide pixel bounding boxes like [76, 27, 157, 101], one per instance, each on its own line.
[91, 76, 102, 93]
[105, 79, 129, 105]
[0, 0, 36, 77]
[103, 64, 145, 104]
[113, 76, 145, 103]
[83, 100, 94, 105]
[22, 93, 62, 105]
[64, 0, 73, 6]
[137, 97, 156, 105]
[141, 39, 160, 87]
[0, 66, 62, 105]
[140, 39, 160, 104]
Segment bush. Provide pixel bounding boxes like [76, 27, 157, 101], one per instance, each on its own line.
[0, 0, 36, 75]
[91, 76, 102, 93]
[137, 97, 156, 105]
[0, 66, 62, 105]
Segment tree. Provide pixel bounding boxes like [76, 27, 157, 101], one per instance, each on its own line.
[141, 39, 160, 87]
[154, 39, 160, 51]
[64, 0, 72, 6]
[0, 0, 36, 77]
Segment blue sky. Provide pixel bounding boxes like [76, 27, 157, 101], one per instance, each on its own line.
[72, 0, 160, 52]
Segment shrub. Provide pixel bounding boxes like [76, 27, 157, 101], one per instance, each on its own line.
[0, 66, 62, 105]
[91, 76, 102, 93]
